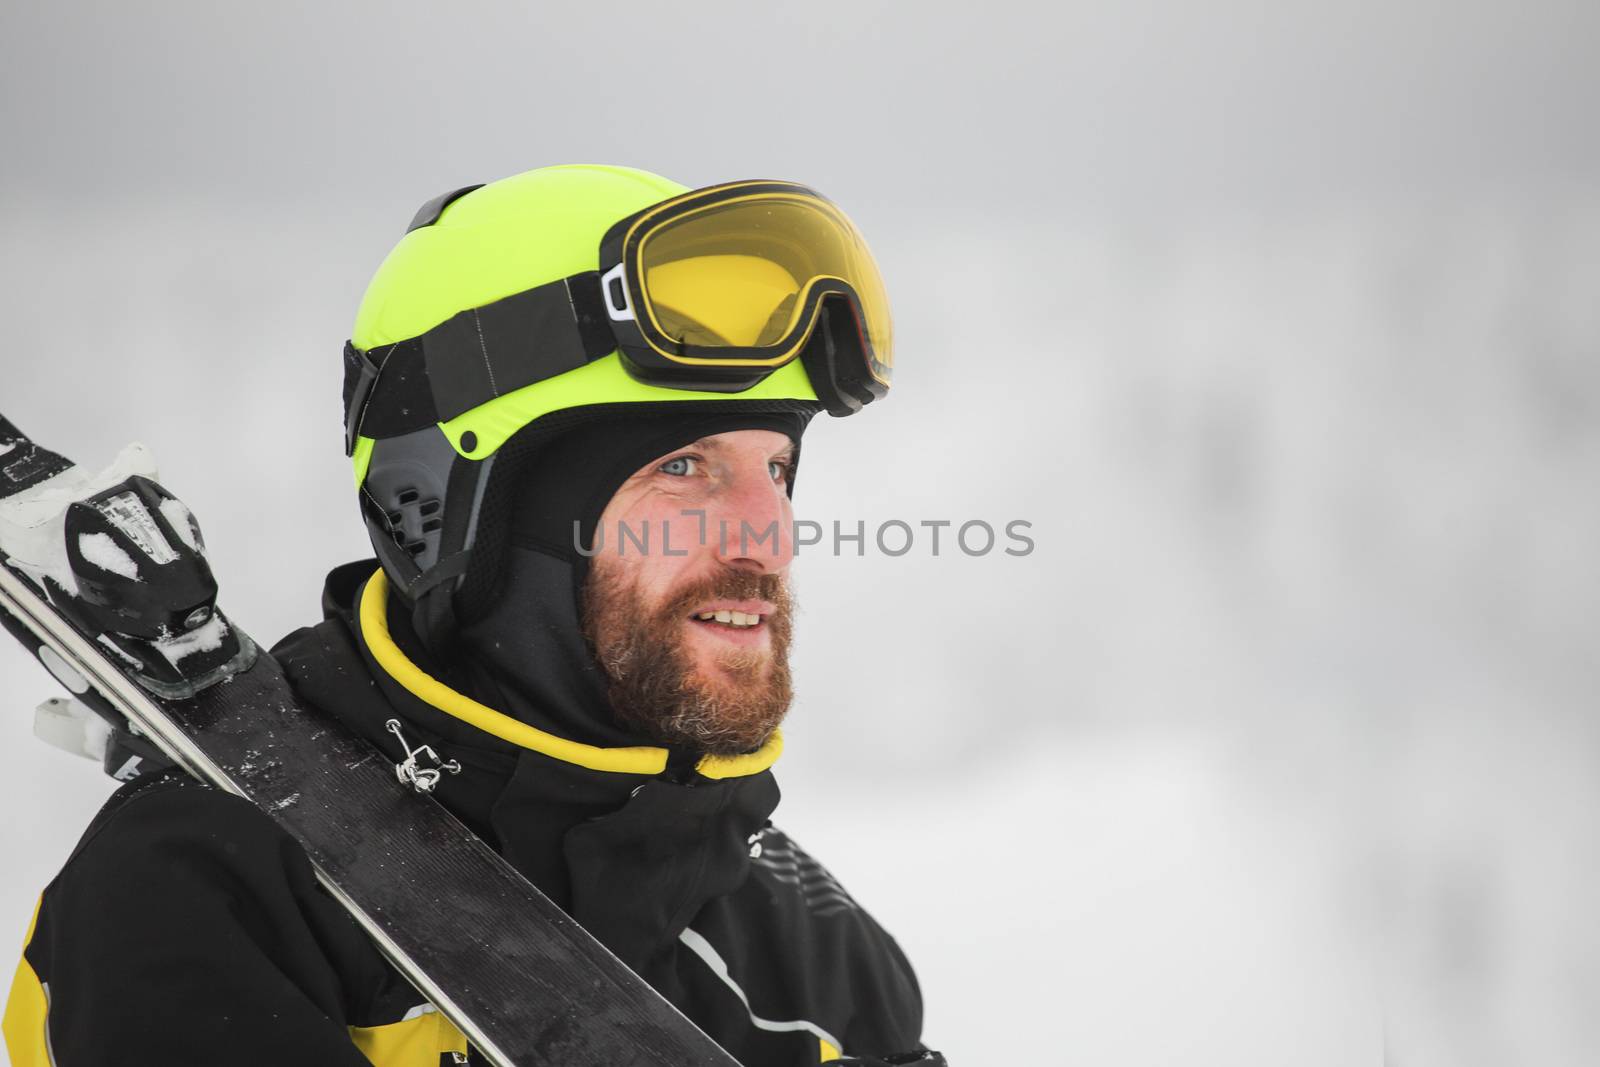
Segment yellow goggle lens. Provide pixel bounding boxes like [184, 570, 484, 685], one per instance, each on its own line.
[636, 193, 893, 377]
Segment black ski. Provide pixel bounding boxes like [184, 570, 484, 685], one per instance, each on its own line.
[0, 413, 741, 1067]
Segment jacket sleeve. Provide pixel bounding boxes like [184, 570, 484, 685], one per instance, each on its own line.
[3, 774, 391, 1066]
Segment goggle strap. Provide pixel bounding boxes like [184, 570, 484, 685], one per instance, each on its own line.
[565, 270, 618, 360]
[343, 336, 435, 443]
[342, 341, 381, 456]
[344, 273, 616, 446]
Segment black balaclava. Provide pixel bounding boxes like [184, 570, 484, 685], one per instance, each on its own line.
[392, 407, 814, 750]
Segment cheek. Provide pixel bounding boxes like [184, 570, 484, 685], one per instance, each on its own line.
[608, 550, 665, 607]
[600, 504, 701, 599]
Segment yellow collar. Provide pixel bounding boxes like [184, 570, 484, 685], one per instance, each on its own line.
[357, 569, 781, 779]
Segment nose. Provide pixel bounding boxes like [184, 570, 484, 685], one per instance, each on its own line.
[710, 463, 795, 573]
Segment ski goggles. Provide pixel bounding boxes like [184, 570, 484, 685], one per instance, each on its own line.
[596, 180, 893, 408]
[344, 181, 893, 458]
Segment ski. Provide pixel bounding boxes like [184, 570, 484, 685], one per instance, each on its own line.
[0, 413, 741, 1067]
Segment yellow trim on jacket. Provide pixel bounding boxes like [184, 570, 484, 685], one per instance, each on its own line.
[2, 898, 51, 1067]
[358, 569, 781, 779]
[349, 1004, 469, 1065]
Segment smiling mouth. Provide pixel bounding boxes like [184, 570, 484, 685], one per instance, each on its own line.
[689, 610, 764, 630]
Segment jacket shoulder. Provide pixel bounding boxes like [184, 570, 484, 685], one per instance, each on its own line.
[9, 770, 429, 1065]
[56, 768, 295, 881]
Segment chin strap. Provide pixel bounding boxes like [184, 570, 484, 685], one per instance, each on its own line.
[408, 576, 466, 665]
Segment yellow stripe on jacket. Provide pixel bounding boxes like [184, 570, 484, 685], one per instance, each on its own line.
[349, 1003, 469, 1065]
[2, 898, 52, 1067]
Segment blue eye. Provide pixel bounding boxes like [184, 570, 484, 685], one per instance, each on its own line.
[769, 460, 791, 483]
[660, 456, 697, 476]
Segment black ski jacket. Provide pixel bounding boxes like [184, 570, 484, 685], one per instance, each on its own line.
[3, 562, 935, 1065]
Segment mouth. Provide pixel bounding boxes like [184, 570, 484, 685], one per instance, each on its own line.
[691, 609, 764, 629]
[685, 602, 774, 647]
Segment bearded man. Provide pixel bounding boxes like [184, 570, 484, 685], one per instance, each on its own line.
[4, 165, 940, 1066]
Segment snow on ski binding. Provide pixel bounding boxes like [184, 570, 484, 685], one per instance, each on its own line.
[0, 419, 255, 700]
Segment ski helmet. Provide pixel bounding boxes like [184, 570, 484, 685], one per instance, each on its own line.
[343, 164, 893, 644]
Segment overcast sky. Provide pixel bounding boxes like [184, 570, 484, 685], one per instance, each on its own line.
[4, 0, 1596, 222]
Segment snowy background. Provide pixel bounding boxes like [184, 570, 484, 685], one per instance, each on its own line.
[3, 2, 1599, 1063]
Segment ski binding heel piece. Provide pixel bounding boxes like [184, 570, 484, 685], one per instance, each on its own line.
[33, 696, 112, 763]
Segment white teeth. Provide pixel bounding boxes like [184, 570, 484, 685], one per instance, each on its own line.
[693, 610, 763, 628]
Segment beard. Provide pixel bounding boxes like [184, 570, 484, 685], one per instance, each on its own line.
[580, 562, 795, 755]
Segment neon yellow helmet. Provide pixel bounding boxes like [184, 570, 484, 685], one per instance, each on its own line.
[344, 164, 887, 631]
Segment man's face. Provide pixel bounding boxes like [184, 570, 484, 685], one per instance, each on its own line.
[580, 429, 799, 755]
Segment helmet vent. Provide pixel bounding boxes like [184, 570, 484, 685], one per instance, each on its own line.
[361, 424, 459, 578]
[384, 490, 444, 559]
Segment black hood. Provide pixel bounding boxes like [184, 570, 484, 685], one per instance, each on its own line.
[272, 560, 782, 975]
[403, 407, 813, 751]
